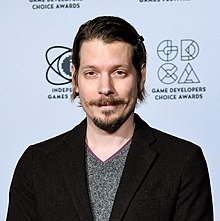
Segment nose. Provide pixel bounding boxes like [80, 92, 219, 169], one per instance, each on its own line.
[98, 74, 114, 96]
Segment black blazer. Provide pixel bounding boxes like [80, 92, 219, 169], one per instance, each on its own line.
[7, 114, 213, 220]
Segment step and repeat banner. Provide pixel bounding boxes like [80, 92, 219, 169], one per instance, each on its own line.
[1, 0, 220, 220]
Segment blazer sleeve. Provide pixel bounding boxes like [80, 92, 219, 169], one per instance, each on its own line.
[174, 147, 213, 221]
[6, 147, 37, 221]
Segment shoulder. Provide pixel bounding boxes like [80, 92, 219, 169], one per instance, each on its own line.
[134, 113, 204, 160]
[151, 127, 206, 169]
[134, 115, 210, 184]
[152, 127, 201, 153]
[20, 118, 87, 161]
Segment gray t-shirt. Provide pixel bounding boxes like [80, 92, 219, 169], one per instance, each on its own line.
[86, 140, 131, 221]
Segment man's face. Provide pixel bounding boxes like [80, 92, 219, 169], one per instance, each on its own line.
[73, 39, 145, 133]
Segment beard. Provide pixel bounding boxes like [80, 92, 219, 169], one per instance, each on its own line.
[93, 114, 124, 133]
[88, 97, 135, 133]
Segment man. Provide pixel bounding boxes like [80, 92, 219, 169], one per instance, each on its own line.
[7, 16, 213, 220]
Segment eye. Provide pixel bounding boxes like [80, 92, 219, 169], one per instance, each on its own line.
[113, 70, 127, 78]
[84, 71, 98, 78]
[85, 71, 95, 76]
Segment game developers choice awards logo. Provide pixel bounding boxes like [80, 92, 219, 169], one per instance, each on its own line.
[151, 39, 207, 101]
[28, 0, 82, 10]
[45, 46, 73, 100]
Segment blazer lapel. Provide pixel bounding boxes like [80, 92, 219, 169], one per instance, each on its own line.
[110, 114, 158, 221]
[59, 119, 93, 221]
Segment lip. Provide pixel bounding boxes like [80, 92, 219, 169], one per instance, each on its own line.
[97, 104, 117, 110]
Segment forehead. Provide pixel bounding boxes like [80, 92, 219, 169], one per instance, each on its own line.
[79, 39, 133, 63]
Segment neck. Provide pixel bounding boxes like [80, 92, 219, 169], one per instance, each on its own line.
[86, 113, 135, 161]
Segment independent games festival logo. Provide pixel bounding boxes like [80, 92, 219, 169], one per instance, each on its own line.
[45, 46, 72, 100]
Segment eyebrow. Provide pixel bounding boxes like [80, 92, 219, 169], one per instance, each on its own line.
[80, 64, 130, 70]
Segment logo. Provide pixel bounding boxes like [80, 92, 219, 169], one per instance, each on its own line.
[46, 46, 72, 85]
[45, 46, 72, 100]
[28, 0, 82, 10]
[151, 39, 207, 101]
[178, 63, 200, 84]
[158, 63, 178, 84]
[156, 39, 200, 85]
[157, 40, 178, 62]
[181, 39, 199, 61]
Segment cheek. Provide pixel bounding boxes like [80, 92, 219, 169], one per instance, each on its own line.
[78, 82, 95, 100]
[124, 82, 138, 98]
[114, 79, 136, 97]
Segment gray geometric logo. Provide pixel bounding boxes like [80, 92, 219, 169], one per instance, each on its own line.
[178, 63, 200, 84]
[181, 40, 199, 61]
[157, 40, 178, 62]
[158, 63, 178, 84]
[45, 46, 72, 85]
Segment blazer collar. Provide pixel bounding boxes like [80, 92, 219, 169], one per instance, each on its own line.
[60, 114, 157, 221]
[109, 114, 158, 221]
[60, 119, 93, 221]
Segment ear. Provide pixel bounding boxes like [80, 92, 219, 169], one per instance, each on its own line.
[72, 65, 79, 93]
[140, 63, 146, 90]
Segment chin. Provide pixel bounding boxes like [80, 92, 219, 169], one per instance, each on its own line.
[92, 117, 123, 133]
[92, 110, 133, 133]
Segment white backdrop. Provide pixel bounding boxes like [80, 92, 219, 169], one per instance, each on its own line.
[1, 0, 220, 220]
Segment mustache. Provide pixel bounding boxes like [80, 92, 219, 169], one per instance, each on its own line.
[89, 97, 127, 106]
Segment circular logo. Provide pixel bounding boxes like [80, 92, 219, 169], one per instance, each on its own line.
[158, 63, 178, 84]
[45, 46, 72, 85]
[157, 40, 178, 62]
